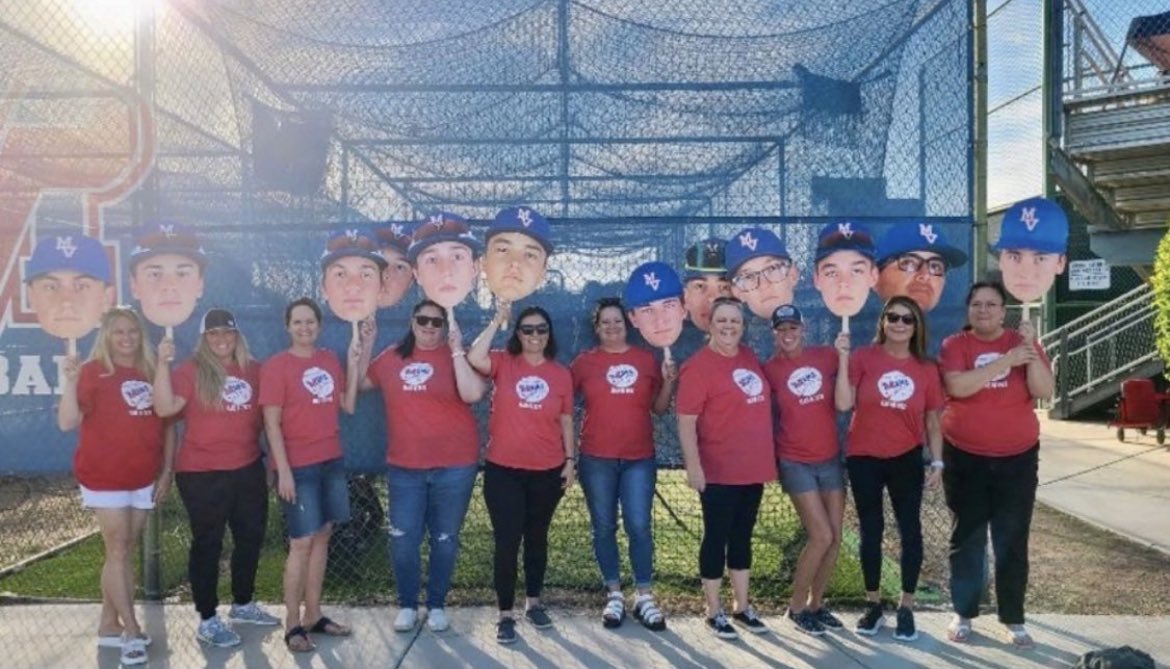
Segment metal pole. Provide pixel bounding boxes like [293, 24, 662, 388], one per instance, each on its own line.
[972, 0, 989, 279]
[1042, 0, 1064, 335]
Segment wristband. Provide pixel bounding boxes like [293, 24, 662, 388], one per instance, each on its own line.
[451, 350, 466, 358]
[929, 459, 944, 470]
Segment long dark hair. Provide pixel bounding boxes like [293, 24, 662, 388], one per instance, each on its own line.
[962, 280, 1009, 332]
[875, 295, 928, 361]
[395, 299, 445, 359]
[506, 305, 557, 359]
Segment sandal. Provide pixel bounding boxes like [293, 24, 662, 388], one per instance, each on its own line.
[633, 593, 667, 632]
[99, 632, 151, 648]
[946, 616, 972, 643]
[308, 616, 352, 637]
[119, 636, 148, 666]
[284, 626, 315, 653]
[602, 592, 625, 629]
[1005, 624, 1035, 650]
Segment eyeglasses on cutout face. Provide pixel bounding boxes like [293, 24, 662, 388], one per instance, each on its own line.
[414, 315, 446, 328]
[883, 311, 917, 326]
[894, 253, 947, 277]
[732, 259, 792, 292]
[518, 323, 550, 336]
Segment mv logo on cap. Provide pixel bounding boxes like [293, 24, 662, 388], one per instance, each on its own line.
[427, 214, 444, 227]
[517, 208, 533, 227]
[918, 224, 938, 245]
[837, 222, 855, 238]
[55, 236, 78, 259]
[738, 231, 758, 251]
[1020, 207, 1039, 231]
[389, 223, 406, 236]
[643, 271, 661, 292]
[345, 228, 360, 241]
[159, 224, 176, 238]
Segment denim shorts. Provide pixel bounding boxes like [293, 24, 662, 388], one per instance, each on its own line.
[282, 457, 351, 539]
[779, 457, 845, 495]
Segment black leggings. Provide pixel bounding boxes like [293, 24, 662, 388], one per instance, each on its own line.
[175, 459, 269, 620]
[482, 461, 565, 612]
[699, 483, 764, 580]
[846, 448, 924, 594]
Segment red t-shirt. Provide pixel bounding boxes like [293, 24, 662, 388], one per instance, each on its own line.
[258, 349, 345, 468]
[676, 345, 777, 485]
[368, 344, 480, 468]
[940, 330, 1049, 457]
[846, 345, 944, 458]
[571, 346, 662, 460]
[171, 360, 264, 473]
[73, 361, 165, 490]
[485, 351, 573, 470]
[764, 346, 840, 463]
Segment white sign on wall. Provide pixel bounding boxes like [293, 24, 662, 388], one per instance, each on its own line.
[1068, 258, 1110, 291]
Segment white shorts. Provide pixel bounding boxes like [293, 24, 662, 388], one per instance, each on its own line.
[79, 484, 155, 510]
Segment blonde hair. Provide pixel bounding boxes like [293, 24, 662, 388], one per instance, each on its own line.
[87, 307, 155, 378]
[192, 328, 253, 409]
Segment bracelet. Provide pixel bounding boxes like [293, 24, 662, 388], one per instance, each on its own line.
[451, 350, 466, 358]
[929, 459, 944, 470]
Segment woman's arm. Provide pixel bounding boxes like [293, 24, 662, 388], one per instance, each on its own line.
[1025, 346, 1055, 400]
[154, 423, 178, 503]
[559, 413, 576, 488]
[833, 333, 854, 412]
[925, 409, 944, 489]
[677, 414, 704, 492]
[57, 356, 82, 432]
[263, 405, 296, 503]
[652, 357, 677, 415]
[468, 300, 509, 376]
[943, 345, 1030, 398]
[449, 310, 487, 403]
[151, 338, 187, 418]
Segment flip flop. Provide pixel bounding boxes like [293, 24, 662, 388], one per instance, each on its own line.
[946, 618, 972, 643]
[284, 626, 315, 653]
[308, 616, 352, 637]
[98, 633, 152, 648]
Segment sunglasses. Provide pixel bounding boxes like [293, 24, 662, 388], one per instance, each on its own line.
[414, 315, 446, 328]
[518, 324, 550, 336]
[883, 312, 917, 325]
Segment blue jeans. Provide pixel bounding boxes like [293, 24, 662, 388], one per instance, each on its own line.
[282, 458, 351, 539]
[578, 454, 656, 589]
[386, 463, 477, 610]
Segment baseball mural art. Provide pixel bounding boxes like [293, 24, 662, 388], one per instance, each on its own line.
[128, 222, 207, 335]
[623, 260, 686, 358]
[408, 212, 482, 309]
[726, 227, 798, 320]
[681, 237, 731, 332]
[994, 196, 1069, 304]
[24, 234, 116, 351]
[483, 206, 553, 302]
[321, 227, 387, 323]
[812, 220, 878, 330]
[375, 222, 415, 309]
[874, 220, 968, 313]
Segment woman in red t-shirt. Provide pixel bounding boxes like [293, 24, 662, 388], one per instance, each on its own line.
[939, 281, 1053, 648]
[356, 299, 486, 634]
[571, 297, 676, 631]
[153, 308, 278, 647]
[677, 297, 776, 640]
[836, 295, 942, 643]
[259, 297, 360, 652]
[57, 307, 174, 667]
[762, 304, 845, 636]
[468, 301, 574, 645]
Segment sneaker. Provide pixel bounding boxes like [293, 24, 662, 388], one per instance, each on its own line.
[855, 602, 884, 636]
[787, 608, 826, 637]
[812, 606, 844, 630]
[496, 617, 517, 644]
[525, 606, 553, 629]
[707, 611, 738, 640]
[229, 601, 280, 626]
[196, 616, 241, 648]
[893, 607, 918, 642]
[120, 634, 148, 666]
[394, 607, 418, 632]
[732, 605, 769, 634]
[426, 608, 449, 633]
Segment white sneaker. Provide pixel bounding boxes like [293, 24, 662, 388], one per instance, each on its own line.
[427, 608, 449, 632]
[394, 607, 418, 632]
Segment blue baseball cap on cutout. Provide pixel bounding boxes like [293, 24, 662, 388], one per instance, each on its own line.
[623, 261, 683, 309]
[25, 234, 111, 283]
[129, 221, 207, 271]
[771, 304, 803, 328]
[407, 212, 482, 263]
[487, 206, 553, 255]
[375, 222, 414, 256]
[725, 227, 790, 277]
[993, 196, 1069, 254]
[876, 220, 968, 268]
[683, 237, 727, 281]
[320, 227, 388, 270]
[814, 221, 877, 264]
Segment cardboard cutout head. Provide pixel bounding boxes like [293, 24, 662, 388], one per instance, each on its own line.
[682, 237, 731, 332]
[813, 221, 878, 318]
[994, 196, 1070, 303]
[375, 223, 415, 308]
[128, 222, 207, 328]
[874, 220, 969, 312]
[726, 227, 798, 319]
[408, 212, 482, 309]
[623, 261, 685, 348]
[320, 227, 387, 323]
[484, 206, 553, 301]
[25, 234, 116, 339]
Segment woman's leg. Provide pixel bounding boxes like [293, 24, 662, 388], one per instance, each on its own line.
[808, 487, 845, 611]
[944, 443, 992, 621]
[886, 449, 925, 607]
[521, 467, 565, 608]
[988, 446, 1039, 626]
[387, 466, 427, 610]
[619, 458, 657, 593]
[578, 455, 622, 590]
[95, 507, 142, 638]
[227, 460, 269, 609]
[727, 484, 763, 613]
[283, 537, 312, 630]
[423, 464, 478, 610]
[698, 485, 734, 616]
[846, 456, 887, 601]
[177, 470, 231, 620]
[787, 490, 836, 611]
[304, 459, 351, 628]
[483, 462, 525, 616]
[302, 524, 333, 626]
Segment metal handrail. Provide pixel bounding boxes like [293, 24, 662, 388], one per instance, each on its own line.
[1040, 283, 1151, 348]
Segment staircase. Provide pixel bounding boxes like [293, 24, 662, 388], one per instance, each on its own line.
[1041, 283, 1162, 418]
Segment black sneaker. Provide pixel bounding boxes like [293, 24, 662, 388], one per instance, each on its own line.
[496, 617, 517, 645]
[732, 605, 769, 634]
[855, 602, 884, 636]
[706, 612, 738, 640]
[525, 606, 553, 630]
[893, 607, 918, 642]
[787, 609, 826, 637]
[813, 606, 844, 630]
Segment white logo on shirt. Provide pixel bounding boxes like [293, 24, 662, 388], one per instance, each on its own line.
[222, 376, 253, 409]
[400, 362, 435, 389]
[787, 366, 823, 398]
[302, 366, 335, 403]
[877, 370, 915, 408]
[516, 375, 550, 406]
[974, 352, 1009, 388]
[606, 364, 638, 395]
[121, 380, 154, 414]
[733, 368, 765, 404]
